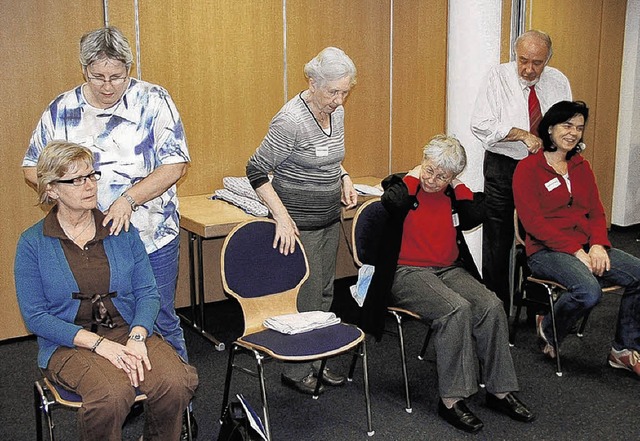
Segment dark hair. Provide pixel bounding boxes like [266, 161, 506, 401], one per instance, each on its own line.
[539, 100, 589, 159]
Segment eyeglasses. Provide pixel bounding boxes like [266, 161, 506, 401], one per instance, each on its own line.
[421, 165, 452, 185]
[86, 75, 128, 86]
[56, 171, 102, 186]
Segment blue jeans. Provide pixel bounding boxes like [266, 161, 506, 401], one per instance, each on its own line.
[528, 248, 640, 351]
[148, 236, 188, 361]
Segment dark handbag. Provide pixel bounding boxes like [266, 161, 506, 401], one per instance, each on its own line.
[217, 396, 266, 441]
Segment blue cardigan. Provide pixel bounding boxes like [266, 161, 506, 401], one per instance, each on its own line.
[14, 218, 160, 368]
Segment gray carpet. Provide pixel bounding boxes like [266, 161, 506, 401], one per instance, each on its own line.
[2, 226, 639, 440]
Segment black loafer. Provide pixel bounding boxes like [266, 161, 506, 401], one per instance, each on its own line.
[315, 368, 346, 387]
[181, 410, 198, 440]
[281, 374, 325, 395]
[486, 393, 536, 422]
[438, 399, 484, 433]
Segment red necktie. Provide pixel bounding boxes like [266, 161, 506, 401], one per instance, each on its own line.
[528, 85, 542, 137]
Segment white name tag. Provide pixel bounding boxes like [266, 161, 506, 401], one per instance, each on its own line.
[544, 177, 561, 192]
[452, 212, 460, 227]
[315, 145, 328, 157]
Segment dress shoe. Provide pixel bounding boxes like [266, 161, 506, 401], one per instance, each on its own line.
[486, 393, 536, 422]
[181, 410, 198, 440]
[437, 399, 484, 433]
[281, 373, 325, 395]
[315, 367, 346, 387]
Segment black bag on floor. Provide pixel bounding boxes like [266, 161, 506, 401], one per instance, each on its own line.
[217, 396, 266, 441]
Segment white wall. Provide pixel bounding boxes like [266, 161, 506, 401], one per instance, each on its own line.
[612, 1, 640, 227]
[446, 0, 503, 270]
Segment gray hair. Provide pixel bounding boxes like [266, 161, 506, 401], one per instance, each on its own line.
[304, 47, 357, 87]
[422, 135, 467, 177]
[79, 27, 133, 69]
[515, 29, 553, 62]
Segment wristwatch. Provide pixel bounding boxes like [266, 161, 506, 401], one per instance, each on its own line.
[128, 333, 146, 342]
[122, 192, 139, 211]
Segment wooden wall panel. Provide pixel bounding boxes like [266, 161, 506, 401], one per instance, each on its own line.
[392, 0, 448, 172]
[1, 0, 103, 340]
[287, 0, 391, 179]
[133, 0, 284, 196]
[529, 0, 626, 221]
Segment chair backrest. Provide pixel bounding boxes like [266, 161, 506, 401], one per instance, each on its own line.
[221, 219, 309, 335]
[514, 209, 526, 247]
[351, 197, 389, 267]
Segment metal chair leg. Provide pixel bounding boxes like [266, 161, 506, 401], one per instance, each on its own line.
[545, 285, 563, 376]
[34, 380, 55, 441]
[360, 341, 374, 437]
[390, 311, 412, 413]
[220, 344, 238, 421]
[253, 351, 272, 441]
[577, 310, 591, 338]
[314, 359, 328, 399]
[417, 327, 433, 360]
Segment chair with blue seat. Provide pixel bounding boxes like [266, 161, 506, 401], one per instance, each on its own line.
[34, 376, 193, 441]
[351, 197, 433, 414]
[219, 218, 373, 440]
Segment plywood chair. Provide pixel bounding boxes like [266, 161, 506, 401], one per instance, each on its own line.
[510, 210, 621, 376]
[351, 197, 433, 413]
[33, 376, 193, 441]
[219, 218, 373, 440]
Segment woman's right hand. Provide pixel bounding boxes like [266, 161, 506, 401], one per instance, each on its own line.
[273, 213, 299, 255]
[574, 249, 592, 273]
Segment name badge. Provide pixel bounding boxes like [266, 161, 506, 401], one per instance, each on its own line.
[452, 212, 460, 227]
[544, 177, 561, 192]
[315, 145, 328, 157]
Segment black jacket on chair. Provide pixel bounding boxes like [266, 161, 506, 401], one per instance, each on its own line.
[357, 173, 487, 340]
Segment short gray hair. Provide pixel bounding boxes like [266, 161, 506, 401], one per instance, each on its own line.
[515, 29, 553, 62]
[422, 135, 467, 177]
[304, 47, 357, 87]
[79, 26, 133, 69]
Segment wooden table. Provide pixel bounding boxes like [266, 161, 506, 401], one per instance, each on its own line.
[178, 176, 383, 349]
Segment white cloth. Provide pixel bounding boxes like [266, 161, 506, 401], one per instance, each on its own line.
[350, 264, 375, 307]
[471, 61, 572, 160]
[263, 311, 341, 335]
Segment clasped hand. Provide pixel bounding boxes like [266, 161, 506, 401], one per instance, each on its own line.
[574, 245, 610, 277]
[96, 338, 152, 387]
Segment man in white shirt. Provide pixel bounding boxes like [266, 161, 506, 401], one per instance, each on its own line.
[471, 30, 572, 314]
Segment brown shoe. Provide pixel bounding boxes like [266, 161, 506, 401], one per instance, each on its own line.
[315, 367, 346, 387]
[281, 374, 325, 395]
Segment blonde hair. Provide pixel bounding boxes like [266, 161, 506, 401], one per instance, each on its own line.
[36, 141, 94, 205]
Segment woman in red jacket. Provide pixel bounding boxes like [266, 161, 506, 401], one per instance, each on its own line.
[513, 101, 640, 376]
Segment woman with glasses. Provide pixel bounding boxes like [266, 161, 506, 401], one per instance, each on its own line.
[15, 141, 198, 441]
[20, 27, 195, 434]
[246, 47, 358, 395]
[364, 135, 534, 433]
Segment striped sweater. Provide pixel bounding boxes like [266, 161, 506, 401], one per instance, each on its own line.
[247, 92, 345, 230]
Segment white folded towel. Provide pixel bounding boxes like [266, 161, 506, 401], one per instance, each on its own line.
[263, 311, 341, 335]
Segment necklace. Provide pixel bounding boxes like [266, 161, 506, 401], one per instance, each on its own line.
[59, 214, 94, 242]
[544, 153, 568, 176]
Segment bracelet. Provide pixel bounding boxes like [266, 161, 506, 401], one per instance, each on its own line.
[90, 336, 105, 352]
[340, 173, 350, 180]
[122, 192, 139, 212]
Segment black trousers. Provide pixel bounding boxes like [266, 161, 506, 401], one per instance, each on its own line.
[482, 151, 519, 314]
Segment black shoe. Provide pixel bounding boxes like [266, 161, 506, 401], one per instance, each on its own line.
[281, 374, 325, 395]
[315, 368, 346, 387]
[181, 410, 198, 440]
[486, 393, 536, 422]
[437, 399, 484, 433]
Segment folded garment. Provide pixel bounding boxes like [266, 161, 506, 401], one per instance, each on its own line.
[350, 264, 375, 307]
[213, 189, 269, 217]
[263, 311, 341, 335]
[223, 176, 263, 201]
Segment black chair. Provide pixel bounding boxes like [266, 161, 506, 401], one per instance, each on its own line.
[351, 197, 433, 413]
[219, 218, 373, 440]
[510, 210, 621, 376]
[34, 376, 193, 441]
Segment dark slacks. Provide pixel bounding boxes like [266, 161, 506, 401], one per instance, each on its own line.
[482, 151, 519, 314]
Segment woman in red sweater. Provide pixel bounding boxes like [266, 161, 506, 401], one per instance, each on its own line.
[513, 101, 640, 376]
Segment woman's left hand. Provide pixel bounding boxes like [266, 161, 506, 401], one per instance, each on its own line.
[588, 244, 610, 277]
[103, 196, 133, 236]
[341, 175, 358, 209]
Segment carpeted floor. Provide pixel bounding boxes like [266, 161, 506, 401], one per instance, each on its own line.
[2, 226, 639, 440]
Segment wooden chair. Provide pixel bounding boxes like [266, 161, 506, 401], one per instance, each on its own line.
[219, 219, 373, 440]
[510, 210, 621, 376]
[351, 197, 433, 413]
[34, 376, 193, 441]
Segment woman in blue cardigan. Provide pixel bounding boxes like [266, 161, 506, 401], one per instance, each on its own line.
[15, 141, 198, 441]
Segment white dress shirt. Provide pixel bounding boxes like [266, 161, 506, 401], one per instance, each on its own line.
[471, 61, 572, 160]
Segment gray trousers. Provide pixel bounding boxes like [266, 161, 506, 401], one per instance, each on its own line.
[283, 222, 340, 380]
[391, 265, 519, 399]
